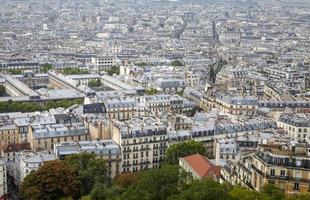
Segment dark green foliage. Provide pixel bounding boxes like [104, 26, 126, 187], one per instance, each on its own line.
[41, 63, 53, 73]
[168, 179, 230, 200]
[164, 141, 207, 165]
[0, 85, 6, 96]
[8, 68, 23, 75]
[65, 153, 109, 196]
[62, 67, 88, 75]
[90, 183, 124, 200]
[119, 165, 187, 200]
[135, 62, 148, 67]
[188, 105, 203, 117]
[0, 99, 82, 113]
[106, 66, 120, 76]
[145, 87, 158, 95]
[88, 79, 102, 87]
[171, 60, 184, 66]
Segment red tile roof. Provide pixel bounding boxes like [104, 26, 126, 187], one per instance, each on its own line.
[182, 153, 221, 179]
[0, 142, 31, 153]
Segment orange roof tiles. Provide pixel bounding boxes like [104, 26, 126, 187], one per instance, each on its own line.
[182, 153, 221, 179]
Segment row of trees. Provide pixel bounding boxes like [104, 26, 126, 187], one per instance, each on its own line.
[0, 99, 82, 113]
[62, 67, 88, 75]
[20, 141, 310, 200]
[105, 66, 120, 76]
[88, 79, 102, 87]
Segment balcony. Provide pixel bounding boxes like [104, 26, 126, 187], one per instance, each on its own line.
[139, 161, 150, 165]
[122, 163, 131, 167]
[140, 147, 151, 151]
[123, 149, 132, 153]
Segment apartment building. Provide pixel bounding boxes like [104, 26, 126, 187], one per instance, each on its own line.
[201, 93, 258, 116]
[91, 55, 116, 70]
[54, 140, 121, 178]
[0, 142, 31, 162]
[277, 113, 310, 143]
[14, 151, 55, 184]
[0, 160, 7, 198]
[103, 97, 138, 120]
[252, 142, 310, 196]
[110, 117, 168, 173]
[28, 123, 89, 150]
[0, 124, 19, 146]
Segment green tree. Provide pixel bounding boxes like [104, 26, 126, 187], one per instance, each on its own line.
[229, 186, 263, 200]
[188, 105, 203, 117]
[65, 153, 108, 196]
[88, 79, 102, 87]
[164, 141, 207, 165]
[90, 183, 124, 200]
[209, 65, 216, 83]
[120, 165, 187, 200]
[41, 63, 53, 73]
[262, 184, 285, 200]
[63, 67, 88, 75]
[168, 179, 230, 200]
[106, 66, 120, 76]
[20, 160, 80, 200]
[171, 60, 184, 66]
[145, 87, 158, 95]
[0, 85, 6, 97]
[113, 172, 138, 188]
[8, 68, 22, 75]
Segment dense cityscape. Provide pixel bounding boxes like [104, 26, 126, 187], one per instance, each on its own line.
[0, 0, 309, 199]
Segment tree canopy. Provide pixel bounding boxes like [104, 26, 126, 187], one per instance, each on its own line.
[88, 79, 102, 87]
[41, 63, 53, 73]
[65, 153, 109, 196]
[20, 160, 80, 200]
[171, 60, 184, 67]
[0, 99, 82, 113]
[106, 66, 120, 76]
[164, 140, 207, 165]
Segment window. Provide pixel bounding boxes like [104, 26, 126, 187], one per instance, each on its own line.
[294, 183, 300, 190]
[280, 170, 285, 177]
[270, 169, 275, 176]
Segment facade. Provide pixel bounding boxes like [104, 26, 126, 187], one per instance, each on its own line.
[54, 140, 121, 178]
[0, 143, 31, 162]
[201, 93, 258, 116]
[14, 151, 55, 184]
[91, 55, 116, 70]
[28, 123, 89, 150]
[0, 160, 7, 198]
[277, 114, 310, 143]
[252, 142, 310, 196]
[110, 117, 168, 173]
[0, 124, 19, 146]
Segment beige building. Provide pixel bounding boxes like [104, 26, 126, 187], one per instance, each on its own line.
[28, 123, 89, 150]
[252, 142, 310, 196]
[277, 113, 309, 143]
[0, 124, 19, 146]
[110, 117, 168, 173]
[201, 94, 258, 116]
